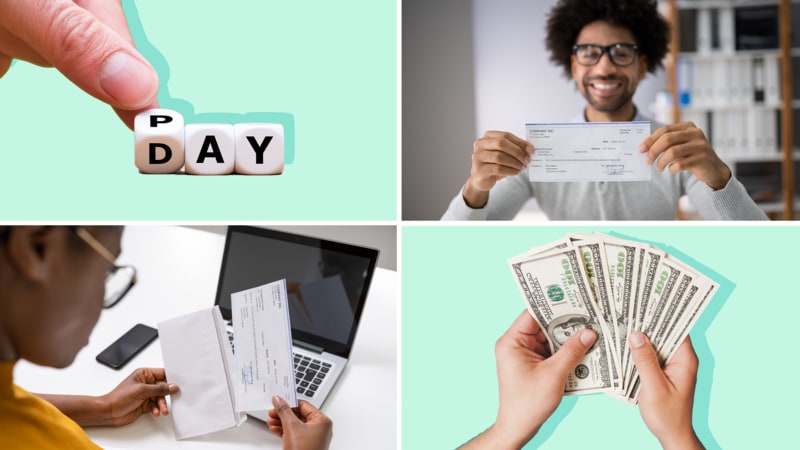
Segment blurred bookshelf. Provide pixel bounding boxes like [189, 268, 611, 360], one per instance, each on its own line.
[663, 0, 797, 219]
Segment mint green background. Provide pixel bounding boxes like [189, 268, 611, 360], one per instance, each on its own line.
[0, 0, 395, 220]
[403, 225, 799, 449]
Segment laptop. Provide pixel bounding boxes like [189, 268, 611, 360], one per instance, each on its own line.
[213, 226, 379, 419]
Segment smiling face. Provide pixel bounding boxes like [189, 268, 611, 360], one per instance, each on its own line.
[571, 20, 648, 122]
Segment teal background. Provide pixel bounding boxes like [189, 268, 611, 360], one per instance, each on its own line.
[402, 225, 799, 449]
[0, 0, 396, 220]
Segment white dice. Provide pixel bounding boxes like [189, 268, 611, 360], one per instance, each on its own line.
[185, 124, 235, 175]
[134, 109, 185, 174]
[234, 123, 284, 175]
[134, 109, 285, 175]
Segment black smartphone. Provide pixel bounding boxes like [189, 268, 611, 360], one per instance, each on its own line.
[96, 324, 159, 370]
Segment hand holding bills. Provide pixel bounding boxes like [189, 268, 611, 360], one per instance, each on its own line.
[508, 232, 720, 404]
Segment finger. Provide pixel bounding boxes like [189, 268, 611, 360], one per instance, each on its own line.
[296, 400, 324, 421]
[474, 149, 530, 172]
[0, 0, 159, 110]
[476, 137, 532, 166]
[144, 368, 167, 382]
[655, 142, 696, 172]
[506, 311, 542, 338]
[0, 53, 11, 78]
[272, 395, 300, 425]
[0, 27, 49, 66]
[663, 336, 699, 388]
[75, 0, 135, 45]
[139, 380, 179, 398]
[647, 129, 696, 165]
[268, 425, 284, 437]
[157, 396, 169, 416]
[629, 332, 669, 393]
[639, 122, 684, 154]
[482, 131, 534, 153]
[667, 151, 707, 175]
[547, 328, 597, 377]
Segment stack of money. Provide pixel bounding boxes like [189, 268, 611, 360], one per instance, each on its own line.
[507, 232, 719, 404]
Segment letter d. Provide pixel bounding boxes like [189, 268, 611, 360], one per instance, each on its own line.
[149, 143, 173, 164]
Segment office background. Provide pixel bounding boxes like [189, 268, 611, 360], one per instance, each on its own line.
[403, 0, 667, 220]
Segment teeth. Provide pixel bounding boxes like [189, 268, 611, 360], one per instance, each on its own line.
[593, 83, 619, 90]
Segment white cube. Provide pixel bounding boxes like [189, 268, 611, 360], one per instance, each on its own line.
[184, 124, 235, 175]
[134, 108, 185, 174]
[234, 123, 284, 175]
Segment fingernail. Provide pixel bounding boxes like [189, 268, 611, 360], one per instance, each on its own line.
[272, 395, 284, 407]
[527, 145, 535, 154]
[579, 329, 596, 346]
[169, 383, 179, 392]
[99, 52, 159, 109]
[524, 155, 531, 164]
[638, 143, 647, 153]
[630, 332, 646, 349]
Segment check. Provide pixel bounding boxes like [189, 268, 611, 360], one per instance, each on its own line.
[526, 122, 651, 182]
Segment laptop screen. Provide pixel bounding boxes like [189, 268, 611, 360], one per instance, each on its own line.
[214, 226, 379, 358]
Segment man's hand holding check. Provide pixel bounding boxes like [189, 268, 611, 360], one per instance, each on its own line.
[463, 121, 732, 209]
[639, 121, 732, 191]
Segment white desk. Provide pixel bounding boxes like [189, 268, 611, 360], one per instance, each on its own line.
[13, 226, 397, 450]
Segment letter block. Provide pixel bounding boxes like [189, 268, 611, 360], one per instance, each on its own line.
[185, 124, 235, 175]
[234, 123, 285, 175]
[134, 109, 185, 174]
[134, 109, 286, 175]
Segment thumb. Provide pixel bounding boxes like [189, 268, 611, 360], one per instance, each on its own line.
[272, 396, 299, 425]
[1, 0, 158, 109]
[629, 332, 667, 392]
[548, 328, 597, 376]
[139, 381, 179, 398]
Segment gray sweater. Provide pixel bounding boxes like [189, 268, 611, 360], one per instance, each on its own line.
[442, 111, 768, 220]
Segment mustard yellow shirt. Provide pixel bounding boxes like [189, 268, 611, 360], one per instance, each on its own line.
[0, 361, 101, 450]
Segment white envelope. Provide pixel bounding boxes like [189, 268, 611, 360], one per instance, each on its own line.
[158, 306, 246, 440]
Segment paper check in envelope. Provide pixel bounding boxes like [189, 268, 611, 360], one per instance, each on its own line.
[231, 279, 298, 412]
[526, 122, 651, 182]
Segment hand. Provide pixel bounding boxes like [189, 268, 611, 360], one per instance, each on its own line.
[100, 367, 179, 427]
[629, 332, 704, 450]
[459, 311, 597, 449]
[0, 0, 159, 129]
[463, 131, 534, 208]
[267, 396, 333, 450]
[639, 122, 731, 190]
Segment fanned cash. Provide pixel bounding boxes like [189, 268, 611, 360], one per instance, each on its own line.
[508, 233, 719, 404]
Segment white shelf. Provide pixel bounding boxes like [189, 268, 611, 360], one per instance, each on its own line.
[723, 151, 800, 162]
[676, 1, 781, 9]
[680, 103, 781, 113]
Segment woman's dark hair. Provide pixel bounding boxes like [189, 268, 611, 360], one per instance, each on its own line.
[546, 0, 670, 78]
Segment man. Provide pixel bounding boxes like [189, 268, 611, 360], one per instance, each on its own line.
[0, 226, 331, 450]
[442, 0, 767, 220]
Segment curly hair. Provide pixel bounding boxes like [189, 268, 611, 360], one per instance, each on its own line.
[546, 0, 670, 79]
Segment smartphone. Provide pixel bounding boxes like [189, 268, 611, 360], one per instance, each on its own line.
[96, 324, 159, 370]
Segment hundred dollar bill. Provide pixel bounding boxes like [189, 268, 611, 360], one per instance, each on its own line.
[625, 256, 696, 398]
[596, 235, 643, 392]
[568, 236, 622, 390]
[509, 247, 614, 394]
[622, 245, 665, 389]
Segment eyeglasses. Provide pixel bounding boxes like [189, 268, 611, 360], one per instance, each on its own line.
[572, 43, 639, 67]
[75, 227, 137, 308]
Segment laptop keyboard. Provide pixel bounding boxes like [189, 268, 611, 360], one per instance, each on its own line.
[294, 353, 331, 398]
[228, 329, 331, 399]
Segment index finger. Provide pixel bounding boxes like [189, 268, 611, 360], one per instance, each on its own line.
[484, 131, 534, 153]
[639, 124, 670, 153]
[506, 310, 543, 338]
